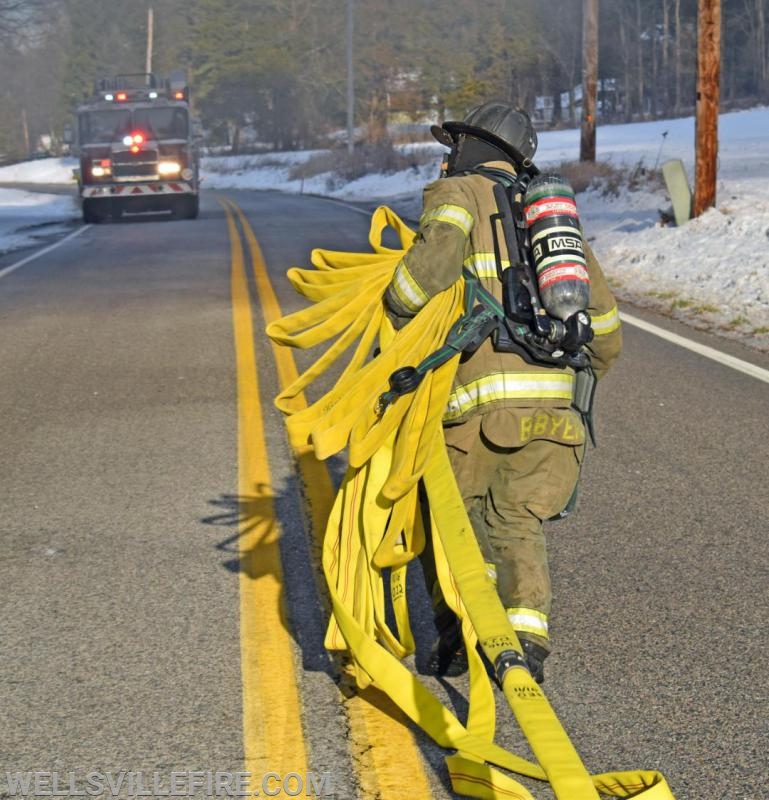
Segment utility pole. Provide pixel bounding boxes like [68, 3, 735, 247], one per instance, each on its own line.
[580, 0, 598, 162]
[21, 108, 30, 155]
[693, 0, 721, 216]
[145, 6, 154, 77]
[346, 0, 354, 155]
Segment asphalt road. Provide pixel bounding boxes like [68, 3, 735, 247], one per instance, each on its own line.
[1, 189, 767, 800]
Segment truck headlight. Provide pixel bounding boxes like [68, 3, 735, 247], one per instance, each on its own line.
[158, 161, 182, 176]
[91, 159, 112, 178]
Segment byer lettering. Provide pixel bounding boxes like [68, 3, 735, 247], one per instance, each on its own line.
[519, 413, 580, 443]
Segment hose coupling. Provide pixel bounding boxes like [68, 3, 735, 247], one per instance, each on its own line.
[494, 649, 528, 686]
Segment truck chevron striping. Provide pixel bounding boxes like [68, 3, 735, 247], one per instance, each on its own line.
[82, 182, 193, 197]
[266, 205, 677, 800]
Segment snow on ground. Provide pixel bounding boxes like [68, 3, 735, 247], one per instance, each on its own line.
[0, 187, 79, 253]
[1, 106, 767, 350]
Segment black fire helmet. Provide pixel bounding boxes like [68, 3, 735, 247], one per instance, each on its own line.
[431, 101, 538, 170]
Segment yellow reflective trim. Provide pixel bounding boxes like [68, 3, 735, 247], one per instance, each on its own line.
[506, 607, 549, 639]
[421, 203, 474, 236]
[390, 258, 429, 313]
[591, 304, 621, 335]
[463, 251, 510, 278]
[444, 372, 575, 421]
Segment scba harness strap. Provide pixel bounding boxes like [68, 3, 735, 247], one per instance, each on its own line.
[471, 166, 595, 364]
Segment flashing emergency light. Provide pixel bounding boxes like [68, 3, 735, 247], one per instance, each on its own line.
[121, 132, 146, 153]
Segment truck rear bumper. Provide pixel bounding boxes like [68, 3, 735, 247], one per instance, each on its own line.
[82, 181, 195, 198]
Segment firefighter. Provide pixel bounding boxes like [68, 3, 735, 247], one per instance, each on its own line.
[383, 101, 622, 683]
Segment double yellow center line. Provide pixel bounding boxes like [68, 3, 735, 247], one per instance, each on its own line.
[225, 201, 309, 791]
[222, 198, 435, 798]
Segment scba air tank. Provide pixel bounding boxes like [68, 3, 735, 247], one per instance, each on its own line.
[524, 174, 590, 321]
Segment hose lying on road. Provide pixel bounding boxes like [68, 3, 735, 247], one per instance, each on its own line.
[266, 206, 676, 800]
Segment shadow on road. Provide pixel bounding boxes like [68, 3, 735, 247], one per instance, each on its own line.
[200, 482, 335, 676]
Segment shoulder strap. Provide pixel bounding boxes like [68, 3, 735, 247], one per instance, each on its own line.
[377, 274, 503, 414]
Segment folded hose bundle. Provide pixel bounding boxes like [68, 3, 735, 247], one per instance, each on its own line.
[266, 207, 676, 800]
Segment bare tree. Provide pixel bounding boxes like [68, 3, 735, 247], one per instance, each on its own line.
[752, 0, 767, 101]
[650, 0, 659, 117]
[661, 0, 671, 115]
[635, 0, 645, 117]
[0, 0, 58, 46]
[674, 0, 683, 113]
[531, 1, 583, 127]
[614, 3, 634, 121]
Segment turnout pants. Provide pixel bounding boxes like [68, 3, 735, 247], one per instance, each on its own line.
[422, 410, 584, 650]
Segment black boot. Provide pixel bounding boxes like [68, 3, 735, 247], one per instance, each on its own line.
[519, 637, 550, 684]
[427, 634, 468, 676]
[426, 612, 468, 676]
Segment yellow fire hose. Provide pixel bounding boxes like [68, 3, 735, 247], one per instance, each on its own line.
[266, 207, 676, 800]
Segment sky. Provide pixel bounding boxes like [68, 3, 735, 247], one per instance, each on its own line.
[1, 105, 767, 352]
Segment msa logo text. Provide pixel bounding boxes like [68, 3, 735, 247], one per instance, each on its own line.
[548, 236, 582, 251]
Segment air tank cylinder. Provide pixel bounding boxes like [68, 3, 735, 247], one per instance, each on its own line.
[524, 174, 590, 321]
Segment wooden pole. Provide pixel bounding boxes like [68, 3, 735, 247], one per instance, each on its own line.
[693, 0, 721, 216]
[580, 0, 598, 162]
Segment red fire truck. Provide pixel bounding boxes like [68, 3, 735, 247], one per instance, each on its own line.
[71, 71, 200, 223]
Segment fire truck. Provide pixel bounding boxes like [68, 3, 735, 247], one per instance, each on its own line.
[71, 71, 200, 223]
